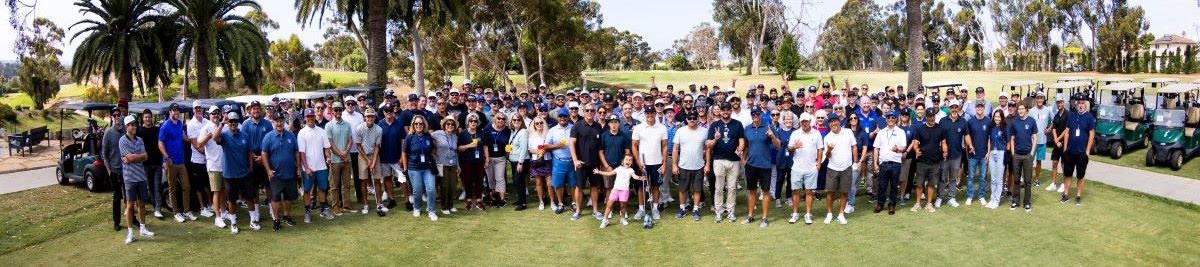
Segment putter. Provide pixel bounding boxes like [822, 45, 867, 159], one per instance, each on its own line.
[373, 164, 386, 217]
[642, 172, 654, 229]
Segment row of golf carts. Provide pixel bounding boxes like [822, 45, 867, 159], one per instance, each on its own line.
[57, 87, 384, 192]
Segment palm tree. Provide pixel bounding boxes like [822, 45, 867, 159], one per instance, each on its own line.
[905, 0, 923, 93]
[167, 0, 269, 98]
[69, 0, 172, 101]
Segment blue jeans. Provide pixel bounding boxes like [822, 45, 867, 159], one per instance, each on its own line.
[966, 158, 987, 199]
[848, 165, 860, 206]
[988, 151, 1006, 204]
[409, 169, 437, 213]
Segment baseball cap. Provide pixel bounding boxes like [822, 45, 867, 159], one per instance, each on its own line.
[303, 108, 316, 117]
[685, 112, 698, 120]
[718, 102, 733, 110]
[567, 101, 580, 109]
[332, 101, 345, 109]
[364, 108, 377, 116]
[168, 102, 181, 111]
[798, 113, 814, 122]
[750, 108, 763, 116]
[123, 115, 137, 125]
[948, 100, 961, 107]
[226, 112, 241, 121]
[344, 96, 356, 103]
[924, 107, 938, 117]
[208, 106, 221, 114]
[606, 114, 620, 122]
[192, 100, 204, 109]
[557, 109, 570, 117]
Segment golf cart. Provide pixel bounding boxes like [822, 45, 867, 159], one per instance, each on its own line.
[1145, 83, 1200, 170]
[1096, 77, 1133, 87]
[1143, 78, 1180, 91]
[1005, 80, 1046, 108]
[1094, 82, 1152, 159]
[1057, 76, 1093, 84]
[55, 102, 114, 192]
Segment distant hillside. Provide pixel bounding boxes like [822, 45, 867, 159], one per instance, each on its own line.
[0, 61, 17, 78]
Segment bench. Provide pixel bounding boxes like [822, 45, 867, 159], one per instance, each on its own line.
[7, 126, 49, 156]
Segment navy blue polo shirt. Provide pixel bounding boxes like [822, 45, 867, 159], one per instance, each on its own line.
[240, 117, 271, 154]
[481, 125, 511, 158]
[1065, 111, 1096, 156]
[744, 122, 774, 169]
[261, 130, 298, 180]
[457, 130, 492, 164]
[403, 133, 436, 170]
[1008, 116, 1037, 155]
[939, 116, 969, 159]
[966, 115, 991, 159]
[773, 127, 795, 169]
[989, 125, 1008, 151]
[379, 118, 405, 164]
[854, 128, 870, 160]
[599, 129, 630, 168]
[157, 118, 186, 165]
[217, 129, 251, 179]
[707, 119, 745, 161]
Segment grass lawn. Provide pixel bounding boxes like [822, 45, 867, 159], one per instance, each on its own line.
[314, 69, 368, 85]
[2, 172, 1197, 266]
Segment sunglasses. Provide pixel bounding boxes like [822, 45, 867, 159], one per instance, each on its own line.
[469, 120, 479, 123]
[584, 109, 595, 112]
[534, 122, 544, 125]
[414, 122, 425, 125]
[770, 113, 779, 116]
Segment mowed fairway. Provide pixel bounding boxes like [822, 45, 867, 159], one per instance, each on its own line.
[2, 171, 1198, 266]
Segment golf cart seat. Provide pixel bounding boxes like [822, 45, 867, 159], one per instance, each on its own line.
[1187, 106, 1200, 137]
[1163, 95, 1178, 109]
[1126, 103, 1145, 131]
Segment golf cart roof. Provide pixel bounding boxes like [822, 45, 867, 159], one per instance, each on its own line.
[1046, 81, 1090, 89]
[127, 102, 175, 115]
[227, 95, 274, 105]
[1102, 82, 1145, 91]
[1157, 83, 1200, 94]
[59, 102, 116, 112]
[273, 91, 339, 100]
[924, 81, 963, 89]
[1097, 77, 1134, 82]
[336, 86, 384, 95]
[1057, 76, 1093, 82]
[1005, 80, 1044, 87]
[1143, 77, 1180, 83]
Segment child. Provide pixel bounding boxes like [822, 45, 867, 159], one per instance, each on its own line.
[593, 155, 643, 228]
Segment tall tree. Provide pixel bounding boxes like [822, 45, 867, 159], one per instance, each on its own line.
[683, 23, 720, 69]
[14, 17, 64, 109]
[268, 34, 321, 91]
[713, 0, 785, 75]
[296, 0, 387, 88]
[905, 0, 922, 93]
[168, 0, 269, 98]
[69, 0, 174, 101]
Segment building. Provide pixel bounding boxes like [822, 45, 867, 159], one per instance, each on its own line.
[1148, 34, 1198, 70]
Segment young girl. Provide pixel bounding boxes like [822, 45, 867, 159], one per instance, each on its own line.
[593, 155, 643, 228]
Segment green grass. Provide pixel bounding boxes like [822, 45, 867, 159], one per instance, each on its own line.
[2, 172, 1197, 265]
[314, 69, 368, 85]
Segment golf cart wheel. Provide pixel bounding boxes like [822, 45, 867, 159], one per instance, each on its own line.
[84, 171, 101, 192]
[56, 167, 69, 185]
[1170, 151, 1184, 171]
[1145, 148, 1155, 167]
[1110, 142, 1123, 159]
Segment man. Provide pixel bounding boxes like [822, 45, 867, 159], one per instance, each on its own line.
[569, 103, 604, 221]
[377, 104, 405, 210]
[938, 100, 968, 208]
[261, 116, 300, 231]
[873, 113, 907, 215]
[102, 106, 127, 231]
[482, 112, 511, 207]
[910, 108, 947, 212]
[298, 108, 334, 222]
[673, 112, 709, 221]
[1028, 92, 1053, 187]
[325, 102, 354, 216]
[213, 112, 257, 233]
[1062, 93, 1095, 206]
[966, 87, 993, 116]
[1008, 103, 1038, 212]
[964, 103, 991, 206]
[787, 115, 824, 224]
[341, 97, 366, 208]
[822, 118, 856, 225]
[354, 108, 386, 215]
[598, 114, 631, 217]
[631, 107, 667, 221]
[136, 110, 164, 219]
[856, 97, 883, 197]
[240, 102, 272, 224]
[157, 104, 191, 222]
[118, 115, 155, 244]
[743, 109, 780, 227]
[185, 101, 211, 220]
[705, 102, 745, 223]
[195, 106, 229, 229]
[546, 110, 576, 215]
[1047, 96, 1069, 193]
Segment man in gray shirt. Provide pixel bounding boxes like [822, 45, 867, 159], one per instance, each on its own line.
[118, 115, 155, 244]
[101, 106, 126, 232]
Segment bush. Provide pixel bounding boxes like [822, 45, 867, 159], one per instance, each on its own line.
[82, 85, 116, 103]
[0, 103, 17, 123]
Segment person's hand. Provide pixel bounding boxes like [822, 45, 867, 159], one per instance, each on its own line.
[915, 149, 922, 158]
[713, 131, 722, 140]
[592, 169, 600, 174]
[703, 165, 710, 175]
[267, 169, 275, 179]
[873, 164, 880, 175]
[673, 165, 680, 174]
[516, 163, 523, 172]
[574, 160, 583, 169]
[766, 128, 775, 138]
[943, 152, 948, 159]
[123, 157, 130, 164]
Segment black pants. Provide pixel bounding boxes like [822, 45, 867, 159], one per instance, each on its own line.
[512, 159, 530, 205]
[350, 152, 361, 204]
[1011, 154, 1034, 206]
[876, 162, 901, 208]
[774, 167, 792, 200]
[110, 171, 124, 228]
[186, 162, 208, 209]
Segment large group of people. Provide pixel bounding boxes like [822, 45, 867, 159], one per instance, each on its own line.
[102, 77, 1097, 244]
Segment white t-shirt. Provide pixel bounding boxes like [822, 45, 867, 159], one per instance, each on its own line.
[201, 124, 224, 172]
[631, 122, 667, 165]
[612, 166, 636, 190]
[824, 130, 857, 171]
[789, 129, 824, 172]
[342, 111, 365, 152]
[186, 117, 208, 164]
[526, 131, 549, 160]
[674, 126, 709, 170]
[1029, 105, 1052, 144]
[297, 125, 331, 171]
[873, 126, 907, 163]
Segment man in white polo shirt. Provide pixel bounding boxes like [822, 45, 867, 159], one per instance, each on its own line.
[631, 107, 667, 220]
[873, 112, 907, 215]
[787, 114, 823, 225]
[823, 118, 856, 225]
[298, 108, 334, 223]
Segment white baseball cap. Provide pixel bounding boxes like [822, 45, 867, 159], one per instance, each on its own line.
[123, 115, 137, 125]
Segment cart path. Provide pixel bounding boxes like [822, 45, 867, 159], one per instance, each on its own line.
[1038, 159, 1200, 204]
[0, 167, 57, 195]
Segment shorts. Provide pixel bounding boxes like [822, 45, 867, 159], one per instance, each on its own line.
[124, 181, 149, 201]
[913, 162, 941, 187]
[790, 170, 818, 190]
[303, 170, 330, 191]
[603, 174, 616, 189]
[551, 159, 577, 188]
[1062, 153, 1089, 179]
[357, 154, 380, 180]
[1035, 144, 1047, 161]
[224, 178, 252, 201]
[577, 164, 602, 188]
[380, 163, 404, 182]
[608, 189, 630, 202]
[270, 178, 299, 201]
[745, 166, 771, 190]
[1051, 147, 1064, 161]
[644, 164, 664, 187]
[251, 163, 268, 189]
[208, 172, 225, 191]
[825, 168, 852, 193]
[676, 169, 704, 193]
[530, 159, 551, 177]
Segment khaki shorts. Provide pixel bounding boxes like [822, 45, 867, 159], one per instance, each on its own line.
[358, 154, 381, 180]
[380, 163, 404, 182]
[207, 171, 224, 191]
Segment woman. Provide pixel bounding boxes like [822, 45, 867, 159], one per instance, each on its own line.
[401, 115, 438, 221]
[432, 117, 460, 214]
[772, 111, 797, 208]
[526, 117, 554, 210]
[845, 115, 869, 213]
[507, 116, 531, 211]
[457, 113, 491, 211]
[986, 109, 1008, 209]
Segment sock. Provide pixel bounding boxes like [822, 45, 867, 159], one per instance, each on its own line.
[638, 205, 645, 211]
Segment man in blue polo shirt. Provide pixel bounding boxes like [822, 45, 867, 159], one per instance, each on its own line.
[1062, 93, 1095, 206]
[546, 110, 575, 215]
[938, 100, 968, 208]
[856, 97, 883, 196]
[261, 117, 300, 231]
[378, 104, 406, 210]
[214, 112, 255, 233]
[239, 101, 272, 223]
[707, 101, 745, 223]
[964, 102, 991, 206]
[1008, 103, 1038, 212]
[157, 103, 191, 222]
[743, 109, 780, 227]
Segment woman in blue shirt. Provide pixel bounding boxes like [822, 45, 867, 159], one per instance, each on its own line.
[772, 112, 797, 207]
[402, 115, 438, 221]
[846, 115, 870, 212]
[986, 110, 1008, 209]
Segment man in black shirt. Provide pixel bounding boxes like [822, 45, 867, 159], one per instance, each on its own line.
[569, 103, 605, 221]
[138, 110, 165, 219]
[706, 102, 745, 223]
[1047, 98, 1068, 193]
[909, 108, 947, 212]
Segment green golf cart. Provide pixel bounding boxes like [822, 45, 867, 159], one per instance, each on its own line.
[1145, 83, 1200, 170]
[1094, 82, 1152, 159]
[1143, 77, 1180, 91]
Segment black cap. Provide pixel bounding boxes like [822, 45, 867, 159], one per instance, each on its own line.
[750, 108, 763, 116]
[644, 106, 657, 113]
[924, 107, 938, 118]
[407, 94, 419, 101]
[685, 112, 698, 120]
[249, 100, 262, 108]
[1072, 93, 1088, 101]
[168, 103, 181, 111]
[718, 102, 733, 110]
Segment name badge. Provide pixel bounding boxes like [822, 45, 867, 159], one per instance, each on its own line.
[475, 151, 481, 158]
[420, 154, 426, 162]
[1075, 129, 1081, 137]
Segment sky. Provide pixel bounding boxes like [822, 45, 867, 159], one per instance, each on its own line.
[2, 0, 1199, 62]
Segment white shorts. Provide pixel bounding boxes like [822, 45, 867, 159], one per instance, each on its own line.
[380, 163, 405, 183]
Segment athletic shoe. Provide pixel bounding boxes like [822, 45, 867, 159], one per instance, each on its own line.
[676, 208, 687, 219]
[1024, 204, 1032, 212]
[441, 209, 450, 215]
[139, 226, 155, 237]
[571, 212, 581, 221]
[154, 211, 164, 219]
[413, 209, 421, 217]
[978, 197, 987, 206]
[651, 206, 662, 220]
[303, 211, 312, 223]
[1010, 202, 1018, 210]
[230, 224, 239, 234]
[934, 198, 943, 208]
[987, 201, 999, 209]
[124, 231, 134, 245]
[1061, 194, 1069, 203]
[804, 213, 813, 225]
[620, 218, 629, 226]
[249, 221, 261, 231]
[948, 198, 960, 208]
[1057, 186, 1066, 193]
[174, 213, 186, 223]
[200, 207, 214, 218]
[965, 198, 973, 206]
[775, 199, 782, 208]
[538, 202, 546, 210]
[272, 220, 281, 231]
[1075, 196, 1082, 206]
[714, 211, 723, 223]
[836, 213, 848, 225]
[185, 212, 198, 221]
[823, 213, 832, 224]
[926, 204, 936, 213]
[741, 216, 755, 225]
[599, 218, 609, 228]
[1034, 181, 1041, 187]
[429, 212, 439, 221]
[361, 205, 369, 215]
[788, 213, 800, 224]
[691, 210, 701, 221]
[845, 206, 855, 214]
[215, 217, 227, 228]
[555, 206, 566, 215]
[759, 218, 769, 228]
[283, 216, 295, 226]
[321, 208, 335, 220]
[727, 213, 737, 223]
[592, 212, 604, 221]
[634, 208, 645, 220]
[1045, 183, 1056, 191]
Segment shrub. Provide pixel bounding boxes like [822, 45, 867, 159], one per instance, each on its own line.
[0, 103, 17, 123]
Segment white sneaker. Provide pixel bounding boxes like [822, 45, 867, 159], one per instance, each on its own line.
[836, 213, 848, 225]
[634, 208, 645, 220]
[1045, 183, 1056, 191]
[124, 231, 135, 245]
[965, 198, 973, 206]
[714, 211, 724, 223]
[788, 213, 800, 224]
[249, 221, 261, 231]
[458, 192, 466, 200]
[600, 218, 609, 228]
[173, 213, 186, 223]
[620, 218, 629, 225]
[153, 211, 164, 219]
[412, 210, 420, 217]
[823, 213, 833, 224]
[449, 207, 458, 212]
[988, 201, 999, 209]
[845, 206, 855, 214]
[538, 202, 545, 210]
[429, 212, 439, 222]
[230, 224, 239, 234]
[651, 206, 662, 220]
[185, 212, 198, 221]
[775, 200, 783, 208]
[934, 198, 943, 208]
[200, 207, 214, 218]
[948, 198, 960, 208]
[361, 205, 369, 215]
[139, 226, 155, 237]
[804, 213, 813, 225]
[1057, 185, 1066, 193]
[979, 197, 988, 206]
[380, 205, 390, 213]
[440, 209, 450, 215]
[214, 217, 227, 228]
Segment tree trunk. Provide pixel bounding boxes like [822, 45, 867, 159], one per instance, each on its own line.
[118, 58, 133, 101]
[905, 0, 923, 94]
[537, 44, 546, 87]
[366, 0, 388, 88]
[461, 50, 471, 81]
[196, 38, 211, 99]
[180, 60, 189, 99]
[412, 18, 426, 95]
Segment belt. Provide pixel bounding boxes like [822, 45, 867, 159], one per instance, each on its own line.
[881, 161, 901, 165]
